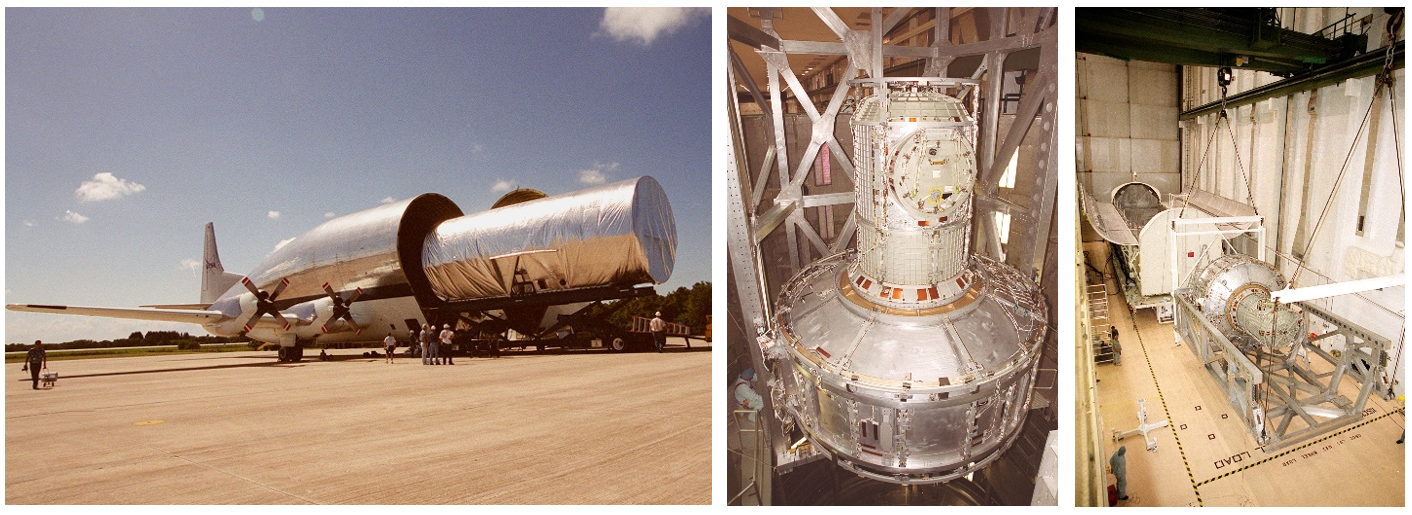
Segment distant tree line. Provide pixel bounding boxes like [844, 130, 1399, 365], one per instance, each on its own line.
[585, 281, 711, 334]
[5, 331, 247, 352]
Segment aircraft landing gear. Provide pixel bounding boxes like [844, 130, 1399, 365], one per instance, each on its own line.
[277, 343, 305, 362]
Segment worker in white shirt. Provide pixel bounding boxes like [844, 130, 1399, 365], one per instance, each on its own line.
[439, 323, 456, 365]
[650, 311, 667, 353]
[383, 332, 397, 364]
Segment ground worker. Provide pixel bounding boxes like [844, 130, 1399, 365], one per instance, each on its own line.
[420, 324, 433, 365]
[439, 324, 456, 365]
[1110, 445, 1129, 502]
[651, 311, 667, 353]
[21, 340, 47, 390]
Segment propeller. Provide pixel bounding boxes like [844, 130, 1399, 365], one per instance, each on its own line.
[321, 282, 363, 335]
[240, 277, 291, 333]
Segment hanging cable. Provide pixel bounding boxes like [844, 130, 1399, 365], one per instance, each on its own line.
[1179, 106, 1225, 218]
[1291, 49, 1397, 286]
[1223, 110, 1258, 213]
[1383, 17, 1405, 216]
[1180, 67, 1241, 219]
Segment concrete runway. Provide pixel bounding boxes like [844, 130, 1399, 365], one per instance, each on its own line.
[6, 339, 710, 504]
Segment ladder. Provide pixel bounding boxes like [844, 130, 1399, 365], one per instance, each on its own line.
[1088, 283, 1116, 364]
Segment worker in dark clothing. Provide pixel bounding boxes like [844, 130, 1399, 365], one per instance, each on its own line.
[21, 340, 47, 390]
[1110, 325, 1122, 365]
[1110, 445, 1129, 501]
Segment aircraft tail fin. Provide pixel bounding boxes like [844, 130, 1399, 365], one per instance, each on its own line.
[201, 223, 243, 304]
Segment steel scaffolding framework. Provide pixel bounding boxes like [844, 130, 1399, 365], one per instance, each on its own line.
[727, 7, 1059, 505]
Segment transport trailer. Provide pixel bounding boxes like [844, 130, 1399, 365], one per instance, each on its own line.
[434, 284, 659, 355]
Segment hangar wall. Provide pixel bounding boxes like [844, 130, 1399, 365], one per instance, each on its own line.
[1075, 54, 1183, 209]
[1178, 6, 1405, 395]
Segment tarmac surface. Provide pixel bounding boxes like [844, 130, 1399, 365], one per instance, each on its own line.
[6, 339, 710, 504]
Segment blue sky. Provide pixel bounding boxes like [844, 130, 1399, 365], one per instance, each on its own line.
[5, 8, 712, 343]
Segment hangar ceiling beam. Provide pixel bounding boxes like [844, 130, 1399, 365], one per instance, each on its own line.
[1179, 44, 1404, 120]
[1076, 8, 1361, 74]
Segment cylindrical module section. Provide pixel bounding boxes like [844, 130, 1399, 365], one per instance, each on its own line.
[1189, 254, 1304, 351]
[849, 80, 979, 311]
[774, 253, 1046, 485]
[770, 78, 1047, 485]
[420, 176, 676, 302]
[1232, 289, 1304, 348]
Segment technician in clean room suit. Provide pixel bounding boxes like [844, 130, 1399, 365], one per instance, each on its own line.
[734, 368, 764, 421]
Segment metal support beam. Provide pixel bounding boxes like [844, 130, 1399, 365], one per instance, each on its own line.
[750, 146, 776, 211]
[729, 45, 772, 119]
[802, 192, 853, 208]
[1180, 45, 1405, 120]
[754, 201, 798, 245]
[977, 51, 1006, 177]
[727, 14, 780, 51]
[727, 60, 769, 331]
[726, 59, 781, 506]
[981, 67, 1054, 191]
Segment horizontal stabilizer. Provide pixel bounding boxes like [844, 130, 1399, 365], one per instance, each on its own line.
[6, 304, 229, 325]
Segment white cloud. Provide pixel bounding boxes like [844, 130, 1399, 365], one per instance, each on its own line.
[578, 161, 619, 185]
[492, 180, 514, 192]
[60, 210, 89, 224]
[179, 258, 201, 274]
[381, 197, 397, 204]
[76, 172, 146, 202]
[579, 169, 607, 185]
[598, 7, 706, 46]
[267, 210, 281, 220]
[273, 237, 296, 253]
[324, 212, 336, 219]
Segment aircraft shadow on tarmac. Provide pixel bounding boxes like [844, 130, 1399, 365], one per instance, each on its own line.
[14, 344, 712, 382]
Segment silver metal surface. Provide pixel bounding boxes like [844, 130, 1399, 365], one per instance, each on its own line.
[420, 177, 676, 302]
[773, 252, 1046, 484]
[728, 8, 1058, 502]
[1187, 254, 1302, 351]
[244, 193, 463, 301]
[1175, 254, 1388, 450]
[1078, 184, 1139, 246]
[770, 79, 1046, 484]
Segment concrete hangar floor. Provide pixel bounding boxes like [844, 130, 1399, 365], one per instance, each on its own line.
[1085, 244, 1404, 507]
[6, 339, 709, 504]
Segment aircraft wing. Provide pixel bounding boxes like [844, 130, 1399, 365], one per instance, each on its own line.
[141, 303, 212, 310]
[6, 304, 230, 325]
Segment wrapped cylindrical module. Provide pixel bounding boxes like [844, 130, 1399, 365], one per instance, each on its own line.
[421, 176, 676, 301]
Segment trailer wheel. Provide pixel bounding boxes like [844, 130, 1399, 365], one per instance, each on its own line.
[610, 337, 627, 352]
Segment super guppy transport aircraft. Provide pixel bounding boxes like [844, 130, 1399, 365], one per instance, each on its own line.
[9, 177, 677, 361]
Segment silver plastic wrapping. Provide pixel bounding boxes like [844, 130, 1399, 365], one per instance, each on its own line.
[421, 176, 676, 302]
